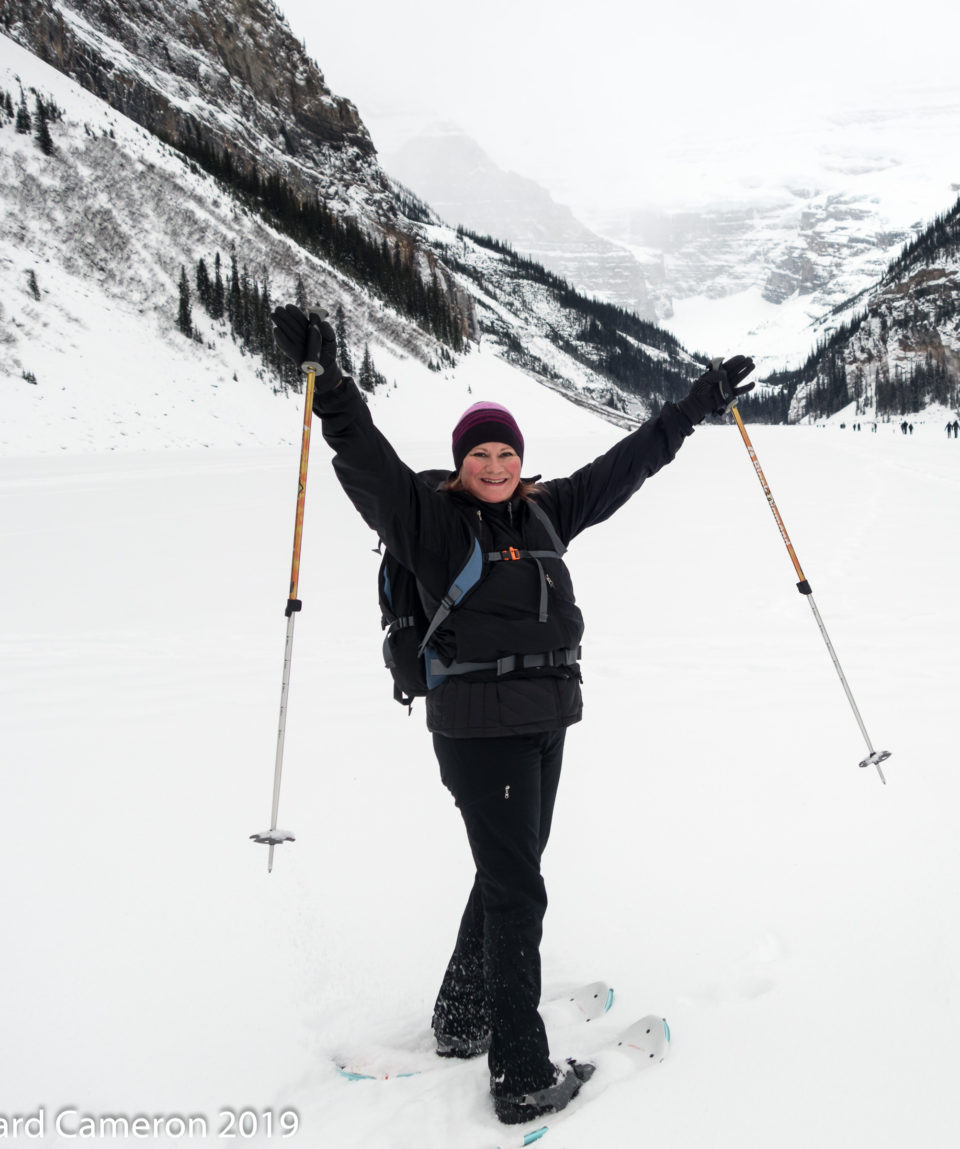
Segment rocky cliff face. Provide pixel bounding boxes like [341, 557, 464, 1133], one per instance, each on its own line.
[593, 192, 913, 315]
[0, 0, 386, 211]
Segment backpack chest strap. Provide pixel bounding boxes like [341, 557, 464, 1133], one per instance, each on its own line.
[487, 547, 561, 623]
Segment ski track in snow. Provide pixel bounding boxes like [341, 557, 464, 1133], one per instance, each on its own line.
[1, 367, 958, 1147]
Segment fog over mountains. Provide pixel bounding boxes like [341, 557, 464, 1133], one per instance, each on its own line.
[384, 92, 960, 392]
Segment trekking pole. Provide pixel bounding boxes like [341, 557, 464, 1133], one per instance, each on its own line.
[726, 392, 890, 784]
[251, 353, 320, 871]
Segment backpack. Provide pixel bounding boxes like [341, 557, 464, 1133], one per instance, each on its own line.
[377, 500, 569, 711]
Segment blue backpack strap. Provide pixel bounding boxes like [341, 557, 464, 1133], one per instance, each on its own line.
[417, 537, 484, 657]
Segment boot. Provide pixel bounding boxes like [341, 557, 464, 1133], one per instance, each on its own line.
[492, 1059, 595, 1125]
[435, 1030, 492, 1059]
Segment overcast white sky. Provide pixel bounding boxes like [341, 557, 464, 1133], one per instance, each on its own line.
[278, 0, 960, 214]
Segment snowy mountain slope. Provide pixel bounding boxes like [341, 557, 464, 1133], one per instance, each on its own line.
[752, 194, 960, 423]
[0, 34, 463, 454]
[1, 367, 957, 1146]
[0, 33, 689, 458]
[1, 0, 711, 443]
[0, 0, 478, 358]
[383, 125, 658, 321]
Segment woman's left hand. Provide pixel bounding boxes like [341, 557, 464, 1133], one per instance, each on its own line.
[678, 355, 756, 423]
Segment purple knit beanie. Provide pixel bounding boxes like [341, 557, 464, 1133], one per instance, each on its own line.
[451, 402, 524, 470]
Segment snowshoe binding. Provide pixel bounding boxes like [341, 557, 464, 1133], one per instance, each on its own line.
[493, 1058, 596, 1125]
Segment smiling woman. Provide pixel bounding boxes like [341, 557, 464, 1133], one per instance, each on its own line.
[270, 301, 756, 1125]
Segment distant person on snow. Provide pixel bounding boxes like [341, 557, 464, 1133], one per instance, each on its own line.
[271, 303, 755, 1126]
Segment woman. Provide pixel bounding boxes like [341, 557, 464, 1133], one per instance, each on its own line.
[272, 303, 754, 1124]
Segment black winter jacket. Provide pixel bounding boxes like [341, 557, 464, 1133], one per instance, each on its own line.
[314, 379, 694, 738]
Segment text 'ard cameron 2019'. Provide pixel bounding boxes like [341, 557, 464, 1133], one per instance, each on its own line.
[0, 1108, 301, 1139]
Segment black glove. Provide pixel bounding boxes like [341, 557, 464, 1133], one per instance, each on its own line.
[271, 304, 343, 388]
[678, 355, 756, 424]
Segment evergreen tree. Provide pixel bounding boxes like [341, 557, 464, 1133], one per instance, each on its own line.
[237, 262, 252, 345]
[357, 343, 387, 393]
[227, 252, 241, 333]
[295, 276, 308, 310]
[334, 303, 354, 376]
[177, 266, 193, 337]
[211, 252, 225, 320]
[195, 257, 211, 312]
[259, 279, 274, 360]
[251, 279, 265, 356]
[34, 94, 53, 155]
[358, 343, 375, 393]
[15, 92, 30, 134]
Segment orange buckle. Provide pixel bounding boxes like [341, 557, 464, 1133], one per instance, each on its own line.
[501, 546, 522, 561]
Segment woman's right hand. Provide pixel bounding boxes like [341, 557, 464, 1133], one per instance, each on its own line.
[271, 303, 343, 388]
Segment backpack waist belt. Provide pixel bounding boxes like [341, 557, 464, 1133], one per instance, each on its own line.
[428, 645, 581, 679]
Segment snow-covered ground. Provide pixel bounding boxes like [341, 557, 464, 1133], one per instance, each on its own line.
[662, 286, 821, 375]
[1, 346, 958, 1147]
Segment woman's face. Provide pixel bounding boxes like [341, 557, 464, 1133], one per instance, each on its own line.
[458, 441, 522, 503]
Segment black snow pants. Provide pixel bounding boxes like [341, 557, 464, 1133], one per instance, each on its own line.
[431, 729, 565, 1095]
